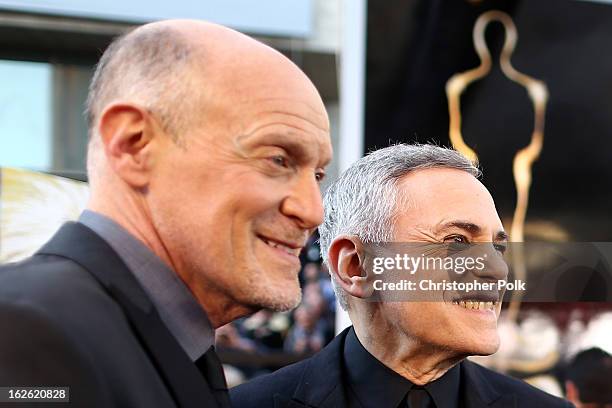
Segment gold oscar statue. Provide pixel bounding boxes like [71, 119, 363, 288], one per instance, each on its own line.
[445, 10, 549, 320]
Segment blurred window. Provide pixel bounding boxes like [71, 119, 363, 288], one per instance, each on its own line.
[0, 59, 91, 176]
[0, 59, 51, 170]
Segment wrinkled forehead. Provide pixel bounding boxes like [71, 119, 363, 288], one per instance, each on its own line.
[393, 167, 501, 230]
[207, 67, 327, 127]
[191, 35, 325, 112]
[189, 65, 330, 152]
[177, 28, 331, 154]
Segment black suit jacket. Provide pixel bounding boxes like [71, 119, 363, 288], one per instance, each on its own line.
[231, 328, 573, 408]
[0, 222, 221, 408]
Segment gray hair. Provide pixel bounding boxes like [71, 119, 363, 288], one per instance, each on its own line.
[86, 25, 199, 139]
[319, 144, 481, 310]
[85, 25, 203, 185]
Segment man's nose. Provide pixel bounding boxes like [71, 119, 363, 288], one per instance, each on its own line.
[280, 173, 324, 230]
[472, 244, 509, 282]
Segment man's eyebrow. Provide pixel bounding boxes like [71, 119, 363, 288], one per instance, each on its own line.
[236, 132, 330, 167]
[270, 136, 330, 168]
[438, 220, 482, 234]
[319, 150, 332, 168]
[280, 139, 325, 166]
[495, 231, 509, 241]
[437, 220, 508, 241]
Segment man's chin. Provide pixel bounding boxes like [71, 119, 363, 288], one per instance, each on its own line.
[242, 281, 302, 312]
[265, 294, 302, 312]
[463, 333, 500, 356]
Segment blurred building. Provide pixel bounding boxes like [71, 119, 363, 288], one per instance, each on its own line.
[0, 0, 343, 184]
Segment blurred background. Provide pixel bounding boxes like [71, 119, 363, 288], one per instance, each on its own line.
[0, 0, 611, 404]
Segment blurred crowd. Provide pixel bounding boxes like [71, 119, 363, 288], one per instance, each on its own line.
[472, 307, 612, 406]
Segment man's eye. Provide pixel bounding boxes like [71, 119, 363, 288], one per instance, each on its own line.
[315, 171, 325, 182]
[446, 235, 468, 244]
[494, 242, 507, 254]
[270, 155, 289, 168]
[445, 235, 470, 251]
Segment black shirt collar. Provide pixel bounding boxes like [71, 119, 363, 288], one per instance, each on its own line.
[343, 327, 461, 408]
[427, 360, 461, 408]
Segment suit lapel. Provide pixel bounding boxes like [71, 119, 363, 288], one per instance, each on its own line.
[276, 328, 351, 408]
[488, 395, 517, 408]
[37, 222, 219, 408]
[274, 394, 310, 408]
[271, 328, 518, 408]
[462, 360, 516, 408]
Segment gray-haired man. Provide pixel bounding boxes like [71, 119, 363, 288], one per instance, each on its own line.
[232, 144, 572, 408]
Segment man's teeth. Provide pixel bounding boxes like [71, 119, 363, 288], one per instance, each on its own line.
[452, 300, 497, 311]
[263, 238, 300, 256]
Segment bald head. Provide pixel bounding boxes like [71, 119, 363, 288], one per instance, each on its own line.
[86, 20, 323, 142]
[86, 20, 327, 187]
[87, 22, 190, 139]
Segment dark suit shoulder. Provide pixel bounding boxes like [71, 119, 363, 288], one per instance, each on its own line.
[0, 254, 110, 304]
[231, 356, 311, 408]
[0, 253, 129, 327]
[465, 360, 573, 407]
[0, 254, 179, 407]
[233, 328, 350, 408]
[0, 296, 113, 406]
[0, 253, 138, 350]
[2, 252, 122, 330]
[0, 255, 120, 406]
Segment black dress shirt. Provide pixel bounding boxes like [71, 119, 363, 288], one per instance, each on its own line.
[343, 328, 461, 408]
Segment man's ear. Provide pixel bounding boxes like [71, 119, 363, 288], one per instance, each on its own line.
[564, 381, 580, 405]
[98, 103, 160, 188]
[328, 235, 370, 299]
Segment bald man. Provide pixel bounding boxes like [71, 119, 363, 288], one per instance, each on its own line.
[0, 20, 331, 408]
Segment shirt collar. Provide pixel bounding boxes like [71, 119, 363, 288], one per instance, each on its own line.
[343, 327, 461, 408]
[425, 361, 461, 408]
[79, 210, 214, 361]
[344, 328, 414, 407]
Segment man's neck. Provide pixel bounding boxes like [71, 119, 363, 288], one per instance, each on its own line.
[87, 195, 253, 328]
[351, 313, 464, 385]
[88, 193, 175, 271]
